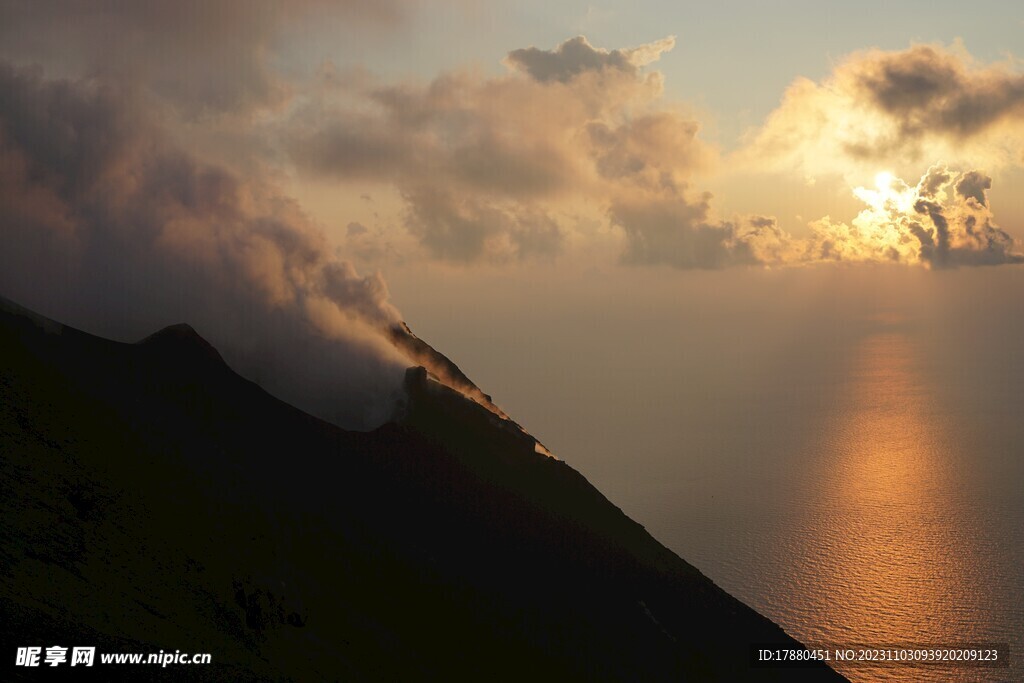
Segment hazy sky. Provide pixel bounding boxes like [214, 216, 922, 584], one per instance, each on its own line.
[1, 1, 1023, 428]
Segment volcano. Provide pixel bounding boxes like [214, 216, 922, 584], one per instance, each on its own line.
[0, 296, 843, 681]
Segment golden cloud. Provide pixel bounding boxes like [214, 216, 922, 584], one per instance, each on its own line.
[740, 43, 1024, 177]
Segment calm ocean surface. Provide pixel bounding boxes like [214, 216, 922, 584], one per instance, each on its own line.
[648, 327, 1024, 682]
[560, 273, 1024, 682]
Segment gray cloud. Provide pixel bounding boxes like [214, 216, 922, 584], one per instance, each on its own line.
[587, 112, 707, 187]
[506, 35, 674, 83]
[0, 0, 410, 117]
[293, 71, 578, 200]
[955, 170, 992, 207]
[0, 63, 411, 429]
[403, 188, 563, 262]
[612, 197, 798, 270]
[732, 217, 795, 265]
[290, 110, 418, 180]
[855, 46, 1024, 141]
[287, 71, 580, 263]
[913, 198, 952, 265]
[911, 170, 1020, 268]
[611, 191, 764, 270]
[917, 163, 952, 198]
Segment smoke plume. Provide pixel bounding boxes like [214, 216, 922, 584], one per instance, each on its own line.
[0, 64, 411, 429]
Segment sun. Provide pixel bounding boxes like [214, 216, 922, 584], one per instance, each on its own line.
[852, 170, 915, 215]
[874, 171, 894, 191]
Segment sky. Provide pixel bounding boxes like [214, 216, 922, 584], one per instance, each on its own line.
[1, 0, 1023, 429]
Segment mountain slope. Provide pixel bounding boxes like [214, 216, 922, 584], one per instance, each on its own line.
[0, 297, 844, 681]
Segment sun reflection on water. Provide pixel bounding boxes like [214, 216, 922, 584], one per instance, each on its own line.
[793, 331, 993, 681]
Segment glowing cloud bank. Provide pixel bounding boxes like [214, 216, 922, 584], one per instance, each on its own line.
[744, 43, 1024, 176]
[805, 165, 1023, 268]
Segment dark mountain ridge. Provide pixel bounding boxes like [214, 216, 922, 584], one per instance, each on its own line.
[0, 296, 844, 681]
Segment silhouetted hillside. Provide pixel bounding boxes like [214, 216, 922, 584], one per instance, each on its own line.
[0, 297, 844, 681]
